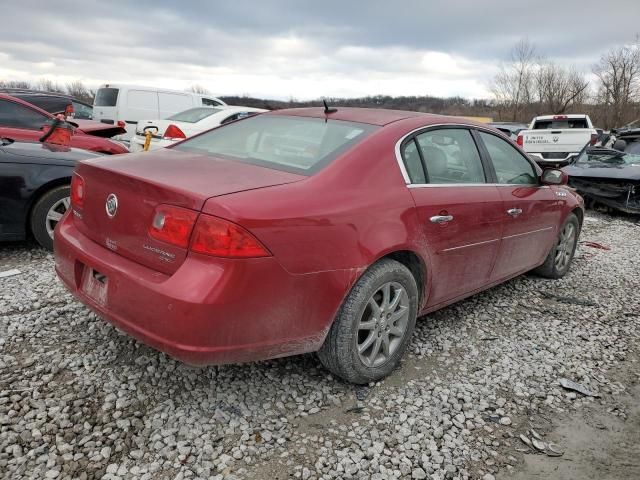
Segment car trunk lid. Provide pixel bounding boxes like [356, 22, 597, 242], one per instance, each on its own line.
[70, 119, 126, 138]
[73, 149, 304, 274]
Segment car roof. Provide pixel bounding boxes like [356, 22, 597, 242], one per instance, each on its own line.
[269, 107, 434, 126]
[267, 107, 499, 131]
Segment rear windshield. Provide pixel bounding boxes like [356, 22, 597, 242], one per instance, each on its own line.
[167, 107, 222, 123]
[174, 115, 378, 175]
[533, 119, 588, 129]
[94, 88, 119, 107]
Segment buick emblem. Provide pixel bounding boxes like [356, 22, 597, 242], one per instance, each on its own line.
[105, 193, 118, 218]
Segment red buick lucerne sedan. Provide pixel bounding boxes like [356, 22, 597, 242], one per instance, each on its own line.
[54, 107, 584, 384]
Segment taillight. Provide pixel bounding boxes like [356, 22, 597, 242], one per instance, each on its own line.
[590, 133, 598, 145]
[117, 120, 126, 128]
[191, 215, 270, 258]
[70, 174, 85, 208]
[148, 205, 198, 248]
[516, 134, 523, 147]
[163, 124, 186, 140]
[553, 115, 568, 120]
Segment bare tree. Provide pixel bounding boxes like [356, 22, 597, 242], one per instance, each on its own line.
[533, 63, 589, 114]
[66, 80, 94, 103]
[593, 38, 640, 128]
[0, 79, 32, 89]
[188, 84, 210, 94]
[490, 38, 537, 121]
[35, 78, 65, 93]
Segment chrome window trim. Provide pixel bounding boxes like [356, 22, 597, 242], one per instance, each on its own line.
[407, 183, 548, 189]
[394, 122, 541, 187]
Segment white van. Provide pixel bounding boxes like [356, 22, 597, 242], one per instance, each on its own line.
[92, 84, 226, 142]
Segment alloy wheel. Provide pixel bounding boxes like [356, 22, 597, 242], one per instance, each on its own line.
[554, 222, 576, 271]
[356, 282, 410, 367]
[45, 197, 70, 240]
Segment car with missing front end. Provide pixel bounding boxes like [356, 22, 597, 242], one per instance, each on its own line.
[0, 137, 101, 250]
[54, 108, 584, 384]
[563, 144, 640, 214]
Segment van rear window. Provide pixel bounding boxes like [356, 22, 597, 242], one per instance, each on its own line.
[533, 119, 588, 129]
[94, 88, 119, 107]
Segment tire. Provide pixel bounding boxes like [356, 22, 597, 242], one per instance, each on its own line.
[533, 213, 580, 279]
[318, 259, 419, 384]
[30, 185, 71, 251]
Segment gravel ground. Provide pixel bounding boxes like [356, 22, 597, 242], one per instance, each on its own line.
[1, 211, 639, 480]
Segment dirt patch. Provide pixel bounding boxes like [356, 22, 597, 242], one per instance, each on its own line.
[499, 357, 640, 480]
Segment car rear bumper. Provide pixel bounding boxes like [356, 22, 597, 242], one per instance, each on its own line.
[54, 213, 351, 365]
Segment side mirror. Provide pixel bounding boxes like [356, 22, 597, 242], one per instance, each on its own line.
[541, 168, 568, 186]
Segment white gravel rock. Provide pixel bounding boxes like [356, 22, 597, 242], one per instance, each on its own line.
[1, 212, 638, 479]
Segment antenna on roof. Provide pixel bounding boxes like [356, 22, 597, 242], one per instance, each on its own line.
[323, 99, 337, 114]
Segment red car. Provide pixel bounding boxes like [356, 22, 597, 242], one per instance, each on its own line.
[54, 108, 583, 383]
[0, 94, 128, 154]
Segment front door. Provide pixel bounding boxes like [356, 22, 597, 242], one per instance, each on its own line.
[474, 130, 561, 280]
[401, 127, 504, 307]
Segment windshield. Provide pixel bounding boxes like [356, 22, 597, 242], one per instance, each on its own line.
[576, 147, 640, 166]
[168, 107, 222, 123]
[94, 88, 119, 107]
[174, 115, 378, 175]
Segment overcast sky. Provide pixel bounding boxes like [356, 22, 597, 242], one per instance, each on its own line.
[1, 0, 639, 100]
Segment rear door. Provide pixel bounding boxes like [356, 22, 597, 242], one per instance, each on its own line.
[475, 130, 561, 279]
[402, 127, 504, 307]
[92, 87, 120, 125]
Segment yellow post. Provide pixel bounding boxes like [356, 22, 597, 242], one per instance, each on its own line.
[143, 130, 153, 151]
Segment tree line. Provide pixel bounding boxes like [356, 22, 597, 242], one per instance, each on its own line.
[2, 36, 638, 130]
[490, 37, 640, 129]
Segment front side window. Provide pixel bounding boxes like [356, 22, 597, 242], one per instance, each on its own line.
[202, 98, 224, 107]
[0, 100, 48, 129]
[478, 131, 537, 184]
[72, 102, 93, 119]
[174, 115, 378, 175]
[414, 128, 486, 184]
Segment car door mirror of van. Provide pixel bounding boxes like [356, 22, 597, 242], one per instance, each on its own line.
[541, 168, 568, 186]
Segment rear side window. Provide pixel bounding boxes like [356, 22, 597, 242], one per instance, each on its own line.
[478, 131, 537, 184]
[414, 128, 486, 184]
[0, 99, 48, 129]
[94, 88, 119, 107]
[168, 107, 221, 123]
[533, 119, 588, 129]
[401, 140, 426, 184]
[175, 115, 378, 175]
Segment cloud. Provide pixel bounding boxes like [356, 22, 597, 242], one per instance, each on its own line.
[1, 0, 638, 99]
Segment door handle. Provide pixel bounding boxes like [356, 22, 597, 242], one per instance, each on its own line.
[430, 215, 454, 224]
[507, 208, 523, 217]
